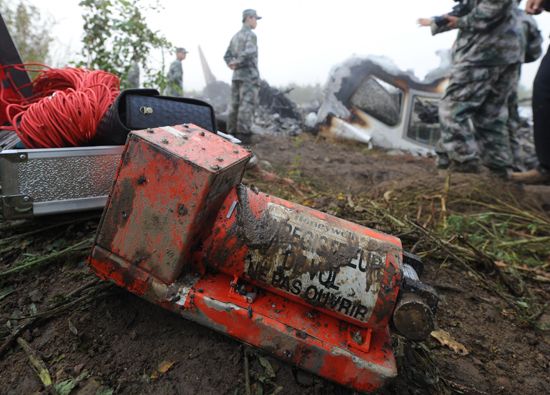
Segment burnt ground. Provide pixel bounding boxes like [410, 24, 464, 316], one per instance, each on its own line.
[0, 133, 549, 395]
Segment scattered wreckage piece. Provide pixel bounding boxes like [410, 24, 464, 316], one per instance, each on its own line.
[252, 80, 303, 135]
[315, 56, 448, 155]
[200, 79, 304, 136]
[88, 124, 438, 393]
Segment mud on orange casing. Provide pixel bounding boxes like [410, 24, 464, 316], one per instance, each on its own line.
[89, 124, 434, 392]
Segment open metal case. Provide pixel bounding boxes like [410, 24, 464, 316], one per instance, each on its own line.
[0, 145, 123, 219]
[0, 12, 124, 219]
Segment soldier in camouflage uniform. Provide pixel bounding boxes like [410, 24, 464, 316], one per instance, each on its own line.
[507, 4, 542, 170]
[127, 61, 140, 88]
[419, 0, 522, 176]
[165, 47, 188, 97]
[224, 9, 261, 144]
[510, 0, 550, 184]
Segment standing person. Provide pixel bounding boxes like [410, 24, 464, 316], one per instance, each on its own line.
[418, 0, 523, 177]
[508, 2, 542, 170]
[511, 0, 550, 183]
[224, 9, 261, 144]
[127, 60, 140, 89]
[165, 47, 188, 97]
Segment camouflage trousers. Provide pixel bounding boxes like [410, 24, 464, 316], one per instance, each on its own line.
[228, 79, 259, 136]
[506, 81, 537, 171]
[507, 86, 521, 168]
[437, 63, 521, 172]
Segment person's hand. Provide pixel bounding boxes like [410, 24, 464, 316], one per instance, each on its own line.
[445, 15, 459, 28]
[417, 18, 432, 27]
[526, 0, 545, 14]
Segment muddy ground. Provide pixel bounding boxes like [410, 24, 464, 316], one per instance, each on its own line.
[0, 133, 549, 394]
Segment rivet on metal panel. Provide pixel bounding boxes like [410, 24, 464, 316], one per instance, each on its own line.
[147, 128, 154, 134]
[210, 165, 221, 171]
[351, 330, 364, 345]
[183, 124, 189, 128]
[182, 135, 189, 140]
[216, 157, 224, 162]
[22, 196, 30, 202]
[233, 150, 239, 154]
[178, 204, 188, 216]
[19, 154, 26, 160]
[161, 138, 169, 145]
[137, 175, 147, 185]
[200, 131, 205, 136]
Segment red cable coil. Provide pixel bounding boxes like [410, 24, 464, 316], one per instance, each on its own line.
[0, 65, 120, 148]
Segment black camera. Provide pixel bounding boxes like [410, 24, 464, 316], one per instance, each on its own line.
[433, 0, 472, 28]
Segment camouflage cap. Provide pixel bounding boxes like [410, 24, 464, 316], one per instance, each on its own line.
[176, 47, 189, 54]
[242, 9, 262, 20]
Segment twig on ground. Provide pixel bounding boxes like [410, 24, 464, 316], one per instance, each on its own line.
[16, 337, 53, 391]
[0, 238, 92, 278]
[0, 215, 98, 246]
[0, 280, 109, 358]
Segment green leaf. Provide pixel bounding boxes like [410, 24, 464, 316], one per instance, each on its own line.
[0, 287, 16, 302]
[95, 387, 114, 395]
[257, 356, 276, 379]
[54, 379, 78, 395]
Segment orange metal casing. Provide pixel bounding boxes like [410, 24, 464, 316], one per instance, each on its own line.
[89, 125, 401, 392]
[94, 124, 251, 284]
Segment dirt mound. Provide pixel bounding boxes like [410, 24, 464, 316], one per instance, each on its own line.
[1, 133, 549, 394]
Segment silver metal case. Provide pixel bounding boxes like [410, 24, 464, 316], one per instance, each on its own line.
[0, 146, 123, 219]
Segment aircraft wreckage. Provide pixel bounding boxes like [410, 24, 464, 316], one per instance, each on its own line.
[197, 49, 452, 156]
[313, 55, 449, 155]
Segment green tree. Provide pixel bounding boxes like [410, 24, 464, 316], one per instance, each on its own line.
[0, 0, 53, 64]
[79, 0, 172, 90]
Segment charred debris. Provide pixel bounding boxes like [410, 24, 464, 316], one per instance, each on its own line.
[196, 50, 455, 155]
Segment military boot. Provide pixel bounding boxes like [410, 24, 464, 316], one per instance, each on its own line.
[450, 160, 480, 174]
[510, 166, 550, 184]
[485, 166, 511, 180]
[436, 154, 450, 170]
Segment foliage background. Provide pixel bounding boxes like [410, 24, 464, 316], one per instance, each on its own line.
[0, 0, 53, 64]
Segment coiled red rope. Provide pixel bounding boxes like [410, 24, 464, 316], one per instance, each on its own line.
[0, 65, 120, 148]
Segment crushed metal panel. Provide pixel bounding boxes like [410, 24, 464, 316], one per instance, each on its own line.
[316, 56, 449, 155]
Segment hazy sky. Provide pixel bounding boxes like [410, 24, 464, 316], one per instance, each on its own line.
[29, 0, 550, 91]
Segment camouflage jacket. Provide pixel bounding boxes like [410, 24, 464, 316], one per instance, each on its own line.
[432, 0, 522, 66]
[514, 7, 542, 63]
[224, 24, 259, 81]
[166, 59, 183, 94]
[127, 62, 140, 88]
